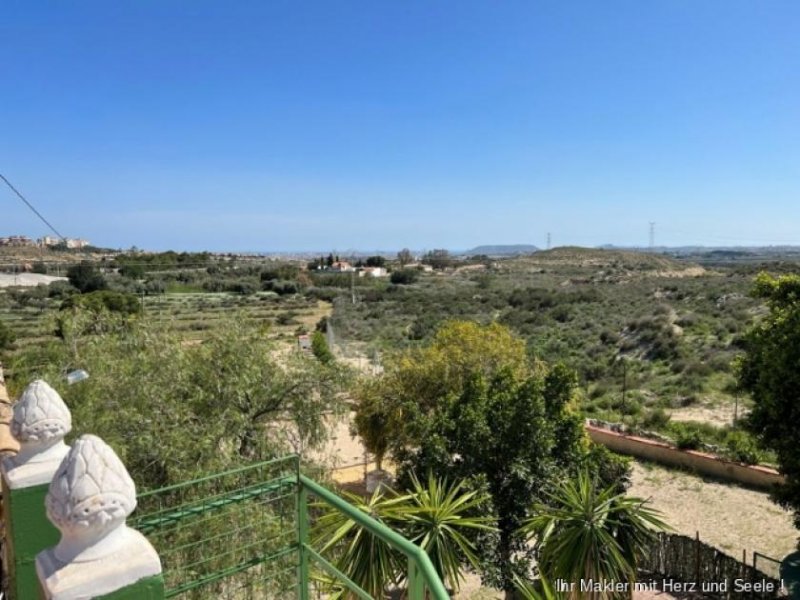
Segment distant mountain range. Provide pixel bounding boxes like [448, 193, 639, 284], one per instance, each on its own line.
[461, 244, 539, 256]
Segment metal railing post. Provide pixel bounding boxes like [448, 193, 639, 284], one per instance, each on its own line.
[297, 467, 310, 600]
[408, 557, 424, 600]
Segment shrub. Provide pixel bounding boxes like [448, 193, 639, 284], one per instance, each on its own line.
[390, 269, 419, 285]
[311, 331, 334, 364]
[641, 408, 671, 430]
[67, 263, 107, 293]
[724, 430, 760, 465]
[226, 281, 258, 295]
[0, 319, 16, 351]
[599, 329, 620, 345]
[671, 424, 704, 450]
[276, 312, 298, 326]
[61, 290, 142, 316]
[262, 279, 298, 296]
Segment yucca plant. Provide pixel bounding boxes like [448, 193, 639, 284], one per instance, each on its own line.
[312, 475, 497, 598]
[513, 573, 565, 600]
[313, 487, 411, 599]
[521, 470, 668, 600]
[402, 474, 497, 592]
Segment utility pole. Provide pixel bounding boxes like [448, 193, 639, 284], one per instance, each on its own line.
[350, 270, 356, 305]
[546, 232, 551, 250]
[649, 222, 656, 251]
[621, 358, 627, 415]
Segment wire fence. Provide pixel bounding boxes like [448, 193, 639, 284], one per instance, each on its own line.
[131, 455, 300, 599]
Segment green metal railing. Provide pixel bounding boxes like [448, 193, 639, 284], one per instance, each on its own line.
[131, 455, 449, 600]
[299, 474, 449, 600]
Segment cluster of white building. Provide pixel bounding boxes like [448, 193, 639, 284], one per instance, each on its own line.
[0, 235, 90, 249]
[324, 261, 388, 277]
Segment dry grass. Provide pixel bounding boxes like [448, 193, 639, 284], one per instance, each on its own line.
[630, 461, 797, 560]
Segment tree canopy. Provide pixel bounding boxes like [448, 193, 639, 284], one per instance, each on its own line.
[737, 273, 800, 534]
[66, 263, 107, 293]
[352, 320, 624, 592]
[10, 310, 349, 490]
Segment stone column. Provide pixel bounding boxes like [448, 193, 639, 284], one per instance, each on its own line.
[36, 434, 164, 599]
[1, 379, 71, 600]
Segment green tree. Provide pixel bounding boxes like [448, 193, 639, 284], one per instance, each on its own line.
[423, 249, 453, 270]
[354, 321, 529, 456]
[401, 368, 586, 594]
[737, 273, 800, 533]
[390, 269, 419, 285]
[311, 330, 334, 364]
[352, 380, 390, 470]
[66, 263, 107, 293]
[366, 255, 386, 267]
[0, 319, 16, 352]
[118, 263, 145, 279]
[397, 248, 413, 266]
[522, 471, 667, 600]
[403, 474, 496, 592]
[354, 321, 625, 594]
[60, 290, 142, 316]
[12, 310, 349, 489]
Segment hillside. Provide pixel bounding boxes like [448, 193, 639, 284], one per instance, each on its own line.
[463, 244, 538, 256]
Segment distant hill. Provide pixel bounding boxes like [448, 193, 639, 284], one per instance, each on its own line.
[463, 244, 539, 256]
[507, 246, 700, 273]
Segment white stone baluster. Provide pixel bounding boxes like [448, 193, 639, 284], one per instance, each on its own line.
[3, 380, 71, 487]
[36, 434, 163, 599]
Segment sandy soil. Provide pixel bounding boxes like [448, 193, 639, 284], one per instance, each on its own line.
[669, 403, 744, 428]
[630, 461, 797, 559]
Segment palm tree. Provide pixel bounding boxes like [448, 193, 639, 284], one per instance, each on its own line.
[521, 470, 667, 600]
[313, 487, 410, 598]
[312, 476, 496, 598]
[403, 474, 496, 593]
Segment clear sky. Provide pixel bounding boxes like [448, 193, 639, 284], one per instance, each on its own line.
[2, 1, 799, 252]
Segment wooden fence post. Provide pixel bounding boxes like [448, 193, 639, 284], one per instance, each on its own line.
[695, 531, 701, 588]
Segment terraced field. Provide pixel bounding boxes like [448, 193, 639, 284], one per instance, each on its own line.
[0, 290, 331, 353]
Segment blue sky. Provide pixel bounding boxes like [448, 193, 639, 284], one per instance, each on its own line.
[2, 1, 799, 252]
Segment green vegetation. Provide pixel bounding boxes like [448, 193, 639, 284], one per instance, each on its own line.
[60, 289, 142, 316]
[2, 246, 797, 593]
[0, 318, 15, 352]
[521, 470, 667, 598]
[311, 330, 334, 364]
[66, 262, 107, 293]
[353, 321, 630, 593]
[8, 310, 348, 490]
[314, 475, 495, 596]
[737, 273, 800, 533]
[322, 248, 789, 455]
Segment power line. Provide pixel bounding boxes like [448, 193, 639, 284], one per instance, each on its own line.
[0, 174, 67, 241]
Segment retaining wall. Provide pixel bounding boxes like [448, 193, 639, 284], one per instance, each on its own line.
[586, 423, 785, 490]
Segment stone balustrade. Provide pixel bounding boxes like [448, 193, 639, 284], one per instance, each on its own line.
[0, 377, 165, 599]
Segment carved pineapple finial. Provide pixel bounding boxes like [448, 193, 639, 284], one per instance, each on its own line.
[46, 434, 136, 535]
[2, 379, 71, 487]
[36, 435, 162, 598]
[11, 379, 72, 444]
